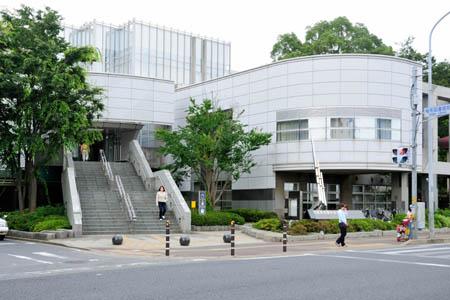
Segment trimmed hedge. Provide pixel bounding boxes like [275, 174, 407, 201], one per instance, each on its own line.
[191, 211, 245, 226]
[258, 218, 397, 235]
[32, 216, 71, 232]
[226, 208, 278, 223]
[253, 218, 282, 232]
[2, 205, 70, 232]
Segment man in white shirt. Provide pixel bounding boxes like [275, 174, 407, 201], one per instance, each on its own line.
[336, 203, 348, 247]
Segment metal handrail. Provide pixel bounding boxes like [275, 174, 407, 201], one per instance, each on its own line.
[99, 149, 114, 185]
[115, 175, 137, 222]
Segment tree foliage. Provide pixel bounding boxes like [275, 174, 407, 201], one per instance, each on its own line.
[271, 16, 393, 61]
[0, 6, 103, 211]
[156, 99, 271, 207]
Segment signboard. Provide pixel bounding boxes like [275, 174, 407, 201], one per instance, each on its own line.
[416, 202, 426, 229]
[308, 209, 365, 220]
[424, 104, 450, 117]
[198, 191, 206, 215]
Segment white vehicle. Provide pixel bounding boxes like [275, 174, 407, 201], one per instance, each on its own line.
[0, 216, 8, 240]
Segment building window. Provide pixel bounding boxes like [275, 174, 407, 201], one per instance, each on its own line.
[376, 118, 392, 140]
[352, 185, 391, 210]
[330, 118, 355, 139]
[276, 119, 308, 142]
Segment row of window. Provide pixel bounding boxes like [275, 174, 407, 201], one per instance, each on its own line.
[276, 118, 399, 142]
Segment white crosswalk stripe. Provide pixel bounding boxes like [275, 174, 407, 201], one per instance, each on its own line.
[32, 252, 68, 259]
[348, 244, 450, 259]
[8, 254, 53, 265]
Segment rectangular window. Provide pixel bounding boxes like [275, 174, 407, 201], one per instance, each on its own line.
[330, 118, 354, 139]
[376, 118, 392, 140]
[276, 119, 308, 142]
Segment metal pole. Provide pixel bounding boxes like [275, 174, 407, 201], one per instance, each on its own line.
[282, 221, 287, 252]
[230, 220, 235, 256]
[165, 220, 170, 256]
[411, 66, 418, 239]
[427, 10, 450, 239]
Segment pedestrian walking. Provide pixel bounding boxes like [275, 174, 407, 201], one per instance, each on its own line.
[336, 203, 348, 247]
[156, 185, 168, 221]
[80, 143, 90, 161]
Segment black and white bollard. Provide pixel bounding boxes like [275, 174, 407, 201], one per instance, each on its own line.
[282, 221, 287, 253]
[230, 220, 235, 256]
[165, 220, 170, 256]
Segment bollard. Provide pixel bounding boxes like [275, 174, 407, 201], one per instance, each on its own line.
[230, 220, 235, 256]
[282, 221, 287, 253]
[165, 220, 170, 256]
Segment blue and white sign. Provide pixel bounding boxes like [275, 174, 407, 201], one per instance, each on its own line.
[425, 104, 450, 117]
[198, 191, 206, 215]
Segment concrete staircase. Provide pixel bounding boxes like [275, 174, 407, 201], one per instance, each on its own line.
[74, 161, 179, 235]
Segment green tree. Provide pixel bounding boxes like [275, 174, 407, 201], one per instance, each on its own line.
[156, 99, 272, 207]
[0, 6, 103, 211]
[271, 16, 394, 61]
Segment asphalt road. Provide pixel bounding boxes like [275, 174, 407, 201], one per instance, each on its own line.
[1, 239, 450, 300]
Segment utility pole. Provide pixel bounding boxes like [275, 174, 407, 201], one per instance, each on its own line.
[427, 10, 450, 239]
[410, 66, 419, 239]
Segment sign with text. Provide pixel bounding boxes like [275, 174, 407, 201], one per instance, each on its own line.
[424, 104, 450, 117]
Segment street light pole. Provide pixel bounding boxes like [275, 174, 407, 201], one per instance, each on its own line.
[410, 66, 419, 239]
[427, 10, 450, 239]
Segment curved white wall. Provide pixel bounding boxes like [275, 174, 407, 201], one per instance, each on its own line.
[175, 54, 423, 191]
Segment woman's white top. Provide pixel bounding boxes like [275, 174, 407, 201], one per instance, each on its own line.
[156, 191, 168, 204]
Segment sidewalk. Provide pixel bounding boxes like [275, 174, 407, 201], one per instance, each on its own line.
[47, 228, 450, 259]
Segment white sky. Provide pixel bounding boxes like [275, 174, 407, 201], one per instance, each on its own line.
[1, 0, 450, 71]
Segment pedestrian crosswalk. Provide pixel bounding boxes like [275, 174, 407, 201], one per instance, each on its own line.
[348, 244, 450, 259]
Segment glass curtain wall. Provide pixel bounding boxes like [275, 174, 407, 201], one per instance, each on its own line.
[63, 20, 231, 85]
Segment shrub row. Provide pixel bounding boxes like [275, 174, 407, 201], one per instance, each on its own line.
[191, 211, 245, 226]
[253, 218, 282, 232]
[254, 218, 398, 235]
[2, 205, 70, 232]
[226, 208, 278, 223]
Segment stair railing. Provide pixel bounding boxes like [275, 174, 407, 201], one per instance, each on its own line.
[115, 175, 137, 222]
[99, 149, 114, 186]
[310, 138, 327, 209]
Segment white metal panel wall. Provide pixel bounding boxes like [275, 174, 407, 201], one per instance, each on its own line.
[175, 54, 423, 190]
[88, 72, 175, 125]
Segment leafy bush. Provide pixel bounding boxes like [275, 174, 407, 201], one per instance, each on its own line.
[348, 219, 375, 232]
[435, 214, 450, 228]
[253, 218, 282, 232]
[436, 209, 450, 218]
[2, 205, 69, 232]
[32, 216, 71, 232]
[318, 220, 340, 234]
[227, 208, 278, 223]
[392, 213, 407, 224]
[191, 211, 245, 226]
[288, 222, 307, 235]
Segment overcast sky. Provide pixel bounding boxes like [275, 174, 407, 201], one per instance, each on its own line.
[2, 0, 450, 71]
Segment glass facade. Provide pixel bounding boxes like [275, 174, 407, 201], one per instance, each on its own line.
[63, 21, 231, 85]
[352, 185, 392, 210]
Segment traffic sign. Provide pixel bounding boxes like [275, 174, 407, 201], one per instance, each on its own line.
[424, 104, 450, 116]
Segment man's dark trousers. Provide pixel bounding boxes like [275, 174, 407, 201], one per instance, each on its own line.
[336, 222, 347, 246]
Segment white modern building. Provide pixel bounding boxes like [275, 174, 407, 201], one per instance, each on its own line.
[87, 53, 450, 218]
